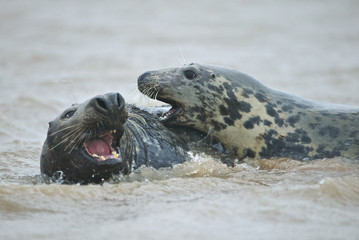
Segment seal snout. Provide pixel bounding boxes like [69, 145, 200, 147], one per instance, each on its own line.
[89, 93, 128, 132]
[137, 71, 155, 93]
[92, 93, 125, 114]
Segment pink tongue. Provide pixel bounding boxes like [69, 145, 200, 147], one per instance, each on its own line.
[86, 139, 110, 156]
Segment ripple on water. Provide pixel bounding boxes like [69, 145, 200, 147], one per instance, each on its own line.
[0, 140, 41, 180]
[319, 176, 359, 205]
[0, 154, 358, 240]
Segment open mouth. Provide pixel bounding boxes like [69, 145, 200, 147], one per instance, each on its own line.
[159, 102, 183, 122]
[84, 130, 121, 162]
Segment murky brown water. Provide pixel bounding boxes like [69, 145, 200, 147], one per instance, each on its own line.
[1, 0, 359, 239]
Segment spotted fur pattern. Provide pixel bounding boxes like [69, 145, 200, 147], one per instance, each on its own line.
[138, 63, 359, 160]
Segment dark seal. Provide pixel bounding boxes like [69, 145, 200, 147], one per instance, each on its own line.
[138, 63, 359, 161]
[41, 92, 225, 183]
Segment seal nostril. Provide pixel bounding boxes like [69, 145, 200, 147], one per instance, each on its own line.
[95, 97, 108, 113]
[116, 93, 126, 111]
[116, 93, 121, 106]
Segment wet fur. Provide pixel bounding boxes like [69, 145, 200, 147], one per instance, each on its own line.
[41, 93, 225, 183]
[138, 63, 359, 160]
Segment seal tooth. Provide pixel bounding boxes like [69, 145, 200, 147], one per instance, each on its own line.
[92, 153, 99, 158]
[160, 112, 170, 120]
[112, 152, 119, 158]
[99, 156, 105, 161]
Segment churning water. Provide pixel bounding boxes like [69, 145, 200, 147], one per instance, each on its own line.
[0, 1, 358, 239]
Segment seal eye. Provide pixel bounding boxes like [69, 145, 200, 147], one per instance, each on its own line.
[184, 70, 196, 80]
[64, 110, 76, 118]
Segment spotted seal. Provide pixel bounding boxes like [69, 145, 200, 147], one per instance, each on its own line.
[41, 92, 225, 183]
[138, 63, 359, 161]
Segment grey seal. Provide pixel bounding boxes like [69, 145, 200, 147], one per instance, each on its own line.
[41, 92, 225, 183]
[138, 63, 359, 161]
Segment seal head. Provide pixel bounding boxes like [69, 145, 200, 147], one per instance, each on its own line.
[40, 93, 128, 183]
[138, 63, 222, 128]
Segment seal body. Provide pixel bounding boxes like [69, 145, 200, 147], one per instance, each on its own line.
[138, 63, 359, 160]
[41, 92, 224, 183]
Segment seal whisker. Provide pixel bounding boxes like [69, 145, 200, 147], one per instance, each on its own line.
[141, 82, 159, 100]
[64, 128, 85, 152]
[69, 129, 89, 154]
[177, 46, 186, 65]
[62, 129, 86, 149]
[149, 88, 155, 99]
[50, 124, 80, 136]
[154, 88, 159, 100]
[66, 131, 84, 153]
[50, 133, 76, 151]
[59, 125, 83, 139]
[143, 86, 154, 99]
[53, 127, 83, 150]
[53, 124, 83, 144]
[67, 126, 93, 154]
[145, 87, 152, 98]
[141, 84, 151, 96]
